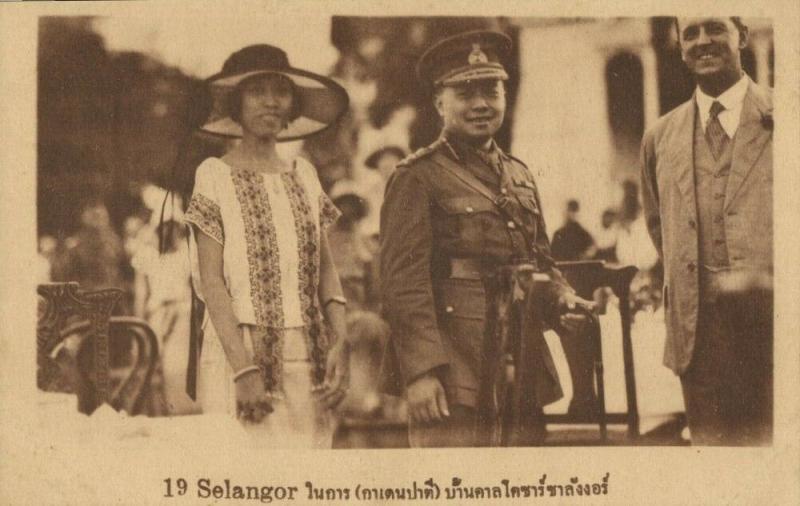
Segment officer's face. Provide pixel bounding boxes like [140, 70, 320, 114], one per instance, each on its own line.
[435, 80, 506, 145]
[677, 17, 746, 84]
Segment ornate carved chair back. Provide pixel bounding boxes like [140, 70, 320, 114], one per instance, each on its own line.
[37, 282, 123, 414]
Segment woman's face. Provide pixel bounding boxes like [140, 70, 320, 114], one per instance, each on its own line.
[237, 74, 295, 139]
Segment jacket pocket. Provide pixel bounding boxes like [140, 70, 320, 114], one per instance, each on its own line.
[511, 180, 541, 215]
[436, 196, 498, 242]
[435, 278, 486, 363]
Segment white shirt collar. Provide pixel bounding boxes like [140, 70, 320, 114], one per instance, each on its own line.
[695, 74, 750, 137]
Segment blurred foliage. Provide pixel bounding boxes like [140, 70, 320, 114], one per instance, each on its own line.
[37, 17, 221, 237]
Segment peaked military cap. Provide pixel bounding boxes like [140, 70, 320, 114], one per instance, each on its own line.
[417, 30, 512, 87]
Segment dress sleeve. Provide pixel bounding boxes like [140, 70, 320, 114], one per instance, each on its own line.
[184, 160, 224, 245]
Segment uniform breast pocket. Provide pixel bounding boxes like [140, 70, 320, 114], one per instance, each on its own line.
[435, 278, 487, 362]
[510, 180, 541, 215]
[437, 196, 498, 242]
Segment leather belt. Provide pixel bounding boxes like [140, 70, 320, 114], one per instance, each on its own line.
[449, 257, 536, 280]
[449, 258, 485, 280]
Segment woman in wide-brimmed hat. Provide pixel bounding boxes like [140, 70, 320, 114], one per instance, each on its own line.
[183, 44, 350, 448]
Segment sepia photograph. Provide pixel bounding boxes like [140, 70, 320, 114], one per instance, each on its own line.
[1, 0, 798, 504]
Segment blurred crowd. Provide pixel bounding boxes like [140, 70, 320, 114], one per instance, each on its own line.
[550, 180, 663, 314]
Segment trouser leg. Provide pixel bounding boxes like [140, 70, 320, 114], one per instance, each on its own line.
[681, 292, 773, 446]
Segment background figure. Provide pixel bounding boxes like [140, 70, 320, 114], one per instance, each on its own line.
[57, 201, 126, 293]
[37, 235, 58, 283]
[551, 199, 597, 261]
[327, 193, 373, 310]
[594, 209, 619, 263]
[614, 180, 661, 313]
[132, 218, 198, 415]
[359, 145, 407, 238]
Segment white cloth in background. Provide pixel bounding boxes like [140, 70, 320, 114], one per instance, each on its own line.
[615, 217, 659, 271]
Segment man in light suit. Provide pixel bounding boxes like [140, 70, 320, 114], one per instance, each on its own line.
[640, 17, 773, 445]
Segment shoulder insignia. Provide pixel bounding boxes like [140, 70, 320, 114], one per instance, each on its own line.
[504, 152, 529, 170]
[396, 139, 445, 167]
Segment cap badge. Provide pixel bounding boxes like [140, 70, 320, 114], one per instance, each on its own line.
[468, 43, 488, 65]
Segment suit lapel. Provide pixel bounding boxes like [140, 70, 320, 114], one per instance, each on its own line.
[666, 98, 698, 217]
[724, 81, 772, 211]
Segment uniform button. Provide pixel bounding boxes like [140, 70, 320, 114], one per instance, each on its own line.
[688, 219, 696, 229]
[501, 188, 508, 195]
[445, 306, 454, 313]
[507, 221, 516, 229]
[465, 206, 474, 213]
[687, 262, 696, 272]
[727, 211, 737, 216]
[714, 215, 723, 224]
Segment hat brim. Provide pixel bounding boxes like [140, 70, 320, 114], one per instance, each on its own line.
[201, 68, 349, 142]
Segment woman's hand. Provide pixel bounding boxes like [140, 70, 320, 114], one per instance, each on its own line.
[318, 340, 350, 409]
[235, 371, 273, 423]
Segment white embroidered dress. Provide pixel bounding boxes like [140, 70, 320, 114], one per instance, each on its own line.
[184, 156, 340, 448]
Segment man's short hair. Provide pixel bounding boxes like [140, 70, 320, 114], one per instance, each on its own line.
[673, 17, 748, 44]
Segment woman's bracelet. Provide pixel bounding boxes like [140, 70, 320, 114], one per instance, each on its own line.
[323, 296, 347, 310]
[232, 365, 261, 383]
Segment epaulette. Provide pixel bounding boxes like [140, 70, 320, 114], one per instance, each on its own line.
[396, 138, 445, 168]
[503, 152, 529, 170]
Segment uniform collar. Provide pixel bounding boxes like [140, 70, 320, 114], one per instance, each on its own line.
[441, 135, 504, 163]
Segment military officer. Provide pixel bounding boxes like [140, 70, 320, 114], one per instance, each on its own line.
[379, 30, 591, 447]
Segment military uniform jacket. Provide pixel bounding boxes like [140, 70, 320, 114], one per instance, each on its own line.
[379, 136, 572, 408]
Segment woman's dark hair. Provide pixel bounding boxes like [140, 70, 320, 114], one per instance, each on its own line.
[155, 219, 185, 253]
[227, 74, 303, 124]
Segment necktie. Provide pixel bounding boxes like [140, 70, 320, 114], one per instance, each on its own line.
[705, 100, 728, 161]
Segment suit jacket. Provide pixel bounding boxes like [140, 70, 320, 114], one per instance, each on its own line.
[640, 77, 773, 375]
[379, 137, 570, 408]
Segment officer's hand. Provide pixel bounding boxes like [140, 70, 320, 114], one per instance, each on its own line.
[558, 292, 596, 334]
[407, 372, 449, 424]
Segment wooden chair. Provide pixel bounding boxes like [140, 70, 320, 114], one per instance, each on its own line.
[543, 260, 642, 443]
[37, 282, 159, 415]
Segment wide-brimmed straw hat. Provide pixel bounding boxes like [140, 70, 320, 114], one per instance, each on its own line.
[201, 44, 349, 141]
